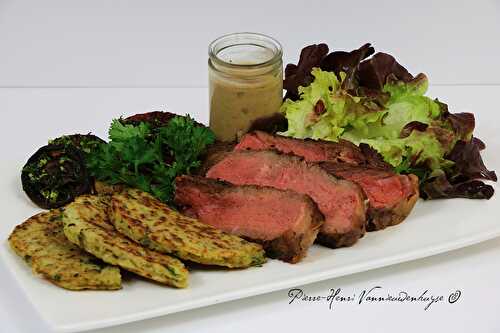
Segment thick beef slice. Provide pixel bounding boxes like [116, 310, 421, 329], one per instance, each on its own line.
[235, 131, 367, 165]
[174, 175, 323, 263]
[321, 163, 419, 231]
[206, 151, 367, 248]
[234, 131, 418, 230]
[197, 141, 236, 175]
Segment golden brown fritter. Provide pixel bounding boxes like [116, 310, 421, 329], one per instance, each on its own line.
[8, 209, 122, 290]
[110, 188, 266, 268]
[63, 195, 188, 288]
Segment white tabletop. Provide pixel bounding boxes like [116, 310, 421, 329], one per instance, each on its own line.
[1, 1, 499, 332]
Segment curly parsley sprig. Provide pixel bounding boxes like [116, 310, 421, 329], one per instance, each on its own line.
[86, 115, 215, 202]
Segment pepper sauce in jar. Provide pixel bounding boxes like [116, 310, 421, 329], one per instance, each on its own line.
[208, 33, 283, 142]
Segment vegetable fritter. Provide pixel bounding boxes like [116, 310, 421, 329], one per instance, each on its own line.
[110, 188, 267, 268]
[8, 209, 121, 290]
[63, 195, 188, 288]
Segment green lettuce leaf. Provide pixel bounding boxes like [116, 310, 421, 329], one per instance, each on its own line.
[281, 68, 451, 172]
[281, 44, 495, 200]
[280, 68, 385, 141]
[358, 131, 448, 171]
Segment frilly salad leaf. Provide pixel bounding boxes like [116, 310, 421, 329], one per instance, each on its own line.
[420, 137, 496, 199]
[320, 43, 375, 91]
[283, 43, 329, 101]
[281, 43, 495, 199]
[357, 52, 414, 90]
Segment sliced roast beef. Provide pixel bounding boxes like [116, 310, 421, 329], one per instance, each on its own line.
[236, 131, 392, 168]
[197, 141, 236, 175]
[320, 163, 419, 231]
[206, 151, 367, 248]
[235, 130, 368, 165]
[174, 175, 323, 263]
[234, 131, 418, 230]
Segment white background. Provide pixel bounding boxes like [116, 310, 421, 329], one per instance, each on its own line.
[1, 0, 500, 87]
[1, 1, 499, 332]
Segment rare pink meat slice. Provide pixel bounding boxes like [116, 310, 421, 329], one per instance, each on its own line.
[174, 175, 323, 263]
[197, 141, 236, 176]
[321, 163, 419, 231]
[235, 130, 367, 165]
[234, 131, 418, 230]
[206, 150, 367, 248]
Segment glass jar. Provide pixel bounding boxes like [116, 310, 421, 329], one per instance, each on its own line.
[208, 32, 283, 142]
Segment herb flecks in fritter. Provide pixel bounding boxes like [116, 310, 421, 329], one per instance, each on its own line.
[63, 195, 188, 288]
[8, 209, 121, 290]
[110, 188, 267, 268]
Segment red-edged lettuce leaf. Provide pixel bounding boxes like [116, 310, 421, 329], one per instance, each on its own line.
[283, 43, 496, 200]
[421, 137, 496, 200]
[357, 52, 414, 90]
[283, 43, 329, 101]
[421, 175, 494, 199]
[447, 137, 497, 181]
[400, 121, 429, 138]
[283, 43, 376, 100]
[436, 99, 475, 141]
[320, 43, 374, 91]
[445, 112, 475, 141]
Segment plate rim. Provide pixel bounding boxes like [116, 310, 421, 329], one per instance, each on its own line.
[3, 226, 500, 333]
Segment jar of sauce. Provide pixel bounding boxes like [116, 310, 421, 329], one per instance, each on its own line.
[208, 33, 283, 142]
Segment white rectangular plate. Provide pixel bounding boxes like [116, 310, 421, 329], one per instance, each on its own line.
[0, 87, 498, 333]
